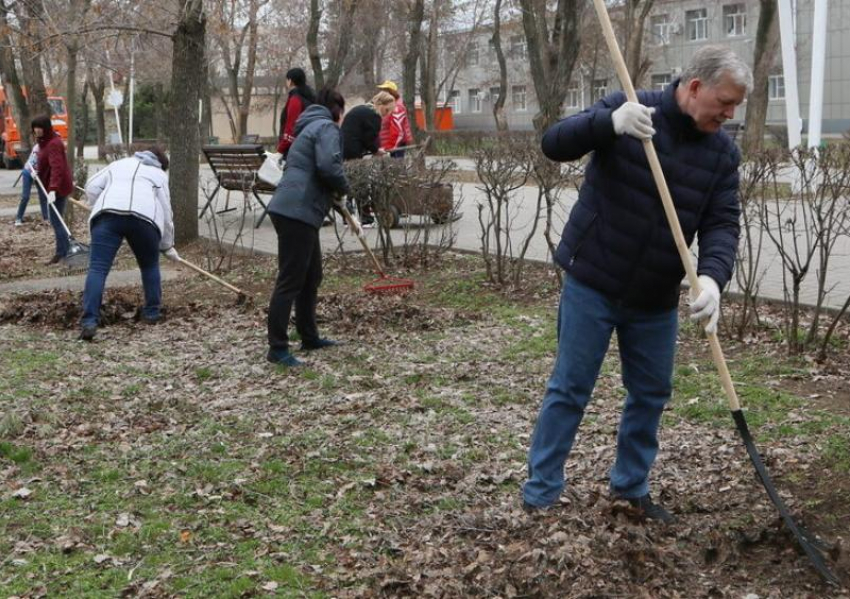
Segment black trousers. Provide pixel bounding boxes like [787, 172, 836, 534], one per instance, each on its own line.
[267, 215, 323, 351]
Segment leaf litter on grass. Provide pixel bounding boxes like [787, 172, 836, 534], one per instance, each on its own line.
[0, 252, 848, 597]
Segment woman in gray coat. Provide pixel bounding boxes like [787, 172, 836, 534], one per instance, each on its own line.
[265, 88, 359, 367]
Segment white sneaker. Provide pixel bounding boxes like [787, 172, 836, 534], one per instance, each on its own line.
[14, 219, 23, 227]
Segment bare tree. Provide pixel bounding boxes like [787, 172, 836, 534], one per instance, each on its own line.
[742, 0, 780, 155]
[209, 0, 269, 141]
[169, 0, 206, 244]
[0, 1, 32, 158]
[402, 0, 425, 137]
[518, 0, 583, 131]
[307, 0, 361, 89]
[490, 0, 508, 131]
[621, 0, 655, 87]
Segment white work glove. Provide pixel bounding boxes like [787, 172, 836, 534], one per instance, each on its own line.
[347, 214, 363, 237]
[162, 247, 180, 262]
[612, 102, 656, 140]
[689, 275, 721, 335]
[47, 191, 56, 204]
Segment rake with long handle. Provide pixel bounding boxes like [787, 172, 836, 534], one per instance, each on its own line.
[592, 0, 837, 584]
[72, 186, 247, 302]
[31, 173, 90, 271]
[336, 202, 414, 294]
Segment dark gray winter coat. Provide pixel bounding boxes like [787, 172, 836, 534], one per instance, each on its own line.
[544, 80, 741, 311]
[267, 105, 350, 229]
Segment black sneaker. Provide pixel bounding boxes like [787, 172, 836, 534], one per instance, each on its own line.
[300, 338, 340, 351]
[78, 325, 97, 342]
[626, 494, 675, 524]
[47, 254, 62, 265]
[267, 349, 303, 367]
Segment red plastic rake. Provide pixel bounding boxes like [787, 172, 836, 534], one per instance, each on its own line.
[339, 205, 414, 295]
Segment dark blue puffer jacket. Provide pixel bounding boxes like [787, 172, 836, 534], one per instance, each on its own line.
[267, 104, 350, 229]
[544, 81, 740, 310]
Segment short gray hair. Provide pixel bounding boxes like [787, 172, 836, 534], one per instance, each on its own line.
[680, 45, 753, 93]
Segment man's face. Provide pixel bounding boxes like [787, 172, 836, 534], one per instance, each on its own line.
[684, 74, 747, 133]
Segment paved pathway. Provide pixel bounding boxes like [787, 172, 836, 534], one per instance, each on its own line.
[0, 269, 181, 296]
[2, 150, 849, 310]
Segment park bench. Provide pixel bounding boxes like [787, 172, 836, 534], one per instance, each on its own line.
[198, 144, 277, 228]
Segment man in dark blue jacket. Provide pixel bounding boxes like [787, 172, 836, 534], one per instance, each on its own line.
[522, 46, 752, 522]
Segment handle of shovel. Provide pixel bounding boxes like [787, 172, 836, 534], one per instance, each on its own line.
[337, 202, 386, 278]
[591, 0, 740, 411]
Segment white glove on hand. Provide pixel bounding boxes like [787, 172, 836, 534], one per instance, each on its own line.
[162, 247, 180, 262]
[612, 102, 656, 140]
[47, 191, 57, 205]
[347, 215, 363, 237]
[689, 275, 721, 335]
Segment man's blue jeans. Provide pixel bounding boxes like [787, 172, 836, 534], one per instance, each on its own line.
[523, 276, 678, 507]
[81, 213, 162, 327]
[47, 195, 71, 258]
[15, 170, 48, 221]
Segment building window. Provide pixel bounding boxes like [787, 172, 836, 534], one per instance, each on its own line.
[468, 88, 482, 113]
[512, 85, 527, 111]
[768, 74, 785, 100]
[723, 4, 746, 37]
[651, 73, 672, 91]
[490, 86, 501, 104]
[593, 79, 608, 102]
[447, 89, 461, 114]
[510, 35, 527, 60]
[488, 39, 496, 61]
[566, 86, 581, 108]
[686, 8, 708, 41]
[651, 14, 672, 45]
[466, 41, 479, 67]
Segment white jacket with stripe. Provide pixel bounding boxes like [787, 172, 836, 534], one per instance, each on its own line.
[85, 153, 174, 250]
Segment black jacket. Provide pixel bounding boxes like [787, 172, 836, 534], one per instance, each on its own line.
[544, 80, 741, 310]
[341, 104, 382, 160]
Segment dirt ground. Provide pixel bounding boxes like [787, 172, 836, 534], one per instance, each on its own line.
[1, 226, 849, 596]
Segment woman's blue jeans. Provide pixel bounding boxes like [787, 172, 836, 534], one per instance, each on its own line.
[523, 276, 678, 507]
[81, 213, 162, 327]
[15, 170, 48, 221]
[47, 195, 71, 258]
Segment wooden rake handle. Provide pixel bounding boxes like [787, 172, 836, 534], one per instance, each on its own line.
[337, 203, 386, 278]
[174, 257, 246, 297]
[71, 186, 246, 298]
[591, 0, 741, 411]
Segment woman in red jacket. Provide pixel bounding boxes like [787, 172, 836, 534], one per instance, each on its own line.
[32, 115, 74, 264]
[276, 68, 316, 158]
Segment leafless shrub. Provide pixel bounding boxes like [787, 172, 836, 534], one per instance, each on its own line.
[344, 155, 458, 269]
[725, 150, 774, 339]
[759, 146, 850, 355]
[473, 135, 536, 287]
[198, 173, 257, 271]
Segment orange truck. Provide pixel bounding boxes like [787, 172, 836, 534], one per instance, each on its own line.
[0, 86, 68, 168]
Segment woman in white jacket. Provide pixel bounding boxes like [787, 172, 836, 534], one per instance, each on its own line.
[79, 148, 179, 341]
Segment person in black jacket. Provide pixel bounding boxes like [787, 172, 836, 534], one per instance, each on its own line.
[265, 88, 358, 367]
[340, 91, 396, 224]
[522, 45, 751, 523]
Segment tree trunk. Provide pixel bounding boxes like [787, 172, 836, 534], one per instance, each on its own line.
[88, 70, 107, 161]
[623, 0, 655, 88]
[519, 0, 582, 132]
[742, 0, 779, 155]
[76, 80, 89, 159]
[420, 0, 441, 131]
[307, 0, 324, 88]
[0, 1, 30, 154]
[65, 43, 78, 175]
[15, 0, 51, 119]
[491, 0, 509, 131]
[237, 0, 261, 139]
[169, 0, 206, 245]
[325, 0, 361, 89]
[402, 0, 425, 137]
